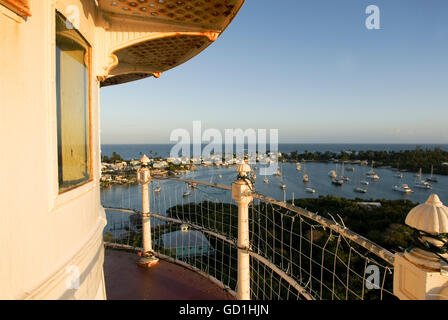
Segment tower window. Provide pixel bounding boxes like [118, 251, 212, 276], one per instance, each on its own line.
[56, 12, 91, 193]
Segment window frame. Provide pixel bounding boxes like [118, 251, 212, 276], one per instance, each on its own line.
[55, 10, 93, 195]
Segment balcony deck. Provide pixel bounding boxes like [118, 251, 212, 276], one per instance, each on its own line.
[104, 249, 235, 300]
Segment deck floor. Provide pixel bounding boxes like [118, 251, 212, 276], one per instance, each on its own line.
[104, 249, 235, 300]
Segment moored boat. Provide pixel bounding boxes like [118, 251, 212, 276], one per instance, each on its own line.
[394, 184, 413, 193]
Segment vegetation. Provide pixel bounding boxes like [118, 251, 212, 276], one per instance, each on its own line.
[288, 196, 415, 252]
[282, 147, 448, 175]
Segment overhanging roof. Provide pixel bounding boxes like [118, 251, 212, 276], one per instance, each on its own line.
[96, 0, 245, 86]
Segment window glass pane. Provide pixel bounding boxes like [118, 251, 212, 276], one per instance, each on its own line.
[56, 12, 91, 193]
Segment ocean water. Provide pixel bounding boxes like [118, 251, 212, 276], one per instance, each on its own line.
[101, 161, 448, 216]
[101, 143, 448, 160]
[101, 144, 448, 219]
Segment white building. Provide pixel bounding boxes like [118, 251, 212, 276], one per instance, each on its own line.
[0, 0, 243, 299]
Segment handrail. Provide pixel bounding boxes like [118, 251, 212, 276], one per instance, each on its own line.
[153, 176, 395, 265]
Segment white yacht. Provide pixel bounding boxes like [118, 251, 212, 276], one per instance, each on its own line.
[361, 180, 370, 185]
[306, 187, 316, 194]
[354, 187, 367, 194]
[394, 184, 414, 193]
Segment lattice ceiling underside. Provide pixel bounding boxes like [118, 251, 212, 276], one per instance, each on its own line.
[115, 34, 210, 70]
[101, 73, 152, 87]
[97, 0, 238, 26]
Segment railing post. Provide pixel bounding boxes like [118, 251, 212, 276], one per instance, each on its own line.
[136, 154, 159, 268]
[232, 163, 254, 300]
[393, 194, 448, 300]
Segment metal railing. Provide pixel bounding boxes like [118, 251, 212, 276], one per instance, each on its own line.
[103, 176, 396, 300]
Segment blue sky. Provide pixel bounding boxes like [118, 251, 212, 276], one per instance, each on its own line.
[101, 0, 448, 144]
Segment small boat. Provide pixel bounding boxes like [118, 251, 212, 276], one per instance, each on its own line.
[183, 191, 191, 197]
[426, 165, 438, 183]
[218, 174, 223, 179]
[340, 162, 350, 182]
[296, 163, 301, 171]
[332, 178, 344, 186]
[281, 184, 286, 190]
[395, 172, 403, 179]
[275, 169, 281, 177]
[414, 168, 432, 189]
[328, 170, 337, 179]
[346, 166, 355, 172]
[361, 180, 369, 185]
[154, 181, 161, 193]
[264, 177, 269, 184]
[303, 174, 309, 183]
[414, 181, 432, 190]
[354, 187, 367, 194]
[366, 161, 380, 180]
[306, 187, 316, 193]
[188, 182, 197, 189]
[394, 184, 413, 193]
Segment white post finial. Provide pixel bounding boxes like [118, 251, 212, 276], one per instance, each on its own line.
[232, 170, 253, 300]
[394, 194, 448, 300]
[136, 154, 158, 268]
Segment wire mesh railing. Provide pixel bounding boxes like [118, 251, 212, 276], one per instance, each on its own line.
[102, 176, 397, 300]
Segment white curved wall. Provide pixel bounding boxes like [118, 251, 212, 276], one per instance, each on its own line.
[0, 0, 106, 299]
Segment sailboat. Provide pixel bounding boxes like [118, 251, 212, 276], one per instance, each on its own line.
[279, 166, 286, 190]
[302, 162, 309, 183]
[340, 162, 350, 182]
[183, 183, 191, 197]
[366, 161, 379, 180]
[353, 168, 367, 193]
[426, 165, 438, 183]
[154, 181, 161, 193]
[395, 162, 403, 178]
[331, 163, 344, 186]
[303, 174, 309, 183]
[414, 168, 432, 190]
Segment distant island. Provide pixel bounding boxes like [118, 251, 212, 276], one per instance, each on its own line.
[281, 147, 448, 175]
